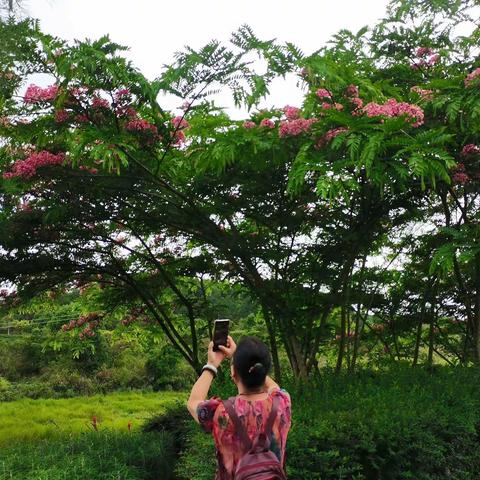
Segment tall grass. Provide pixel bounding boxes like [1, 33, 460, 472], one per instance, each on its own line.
[0, 430, 175, 480]
[0, 391, 186, 446]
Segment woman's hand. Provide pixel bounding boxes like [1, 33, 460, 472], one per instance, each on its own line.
[207, 336, 237, 368]
[207, 341, 225, 368]
[218, 335, 236, 360]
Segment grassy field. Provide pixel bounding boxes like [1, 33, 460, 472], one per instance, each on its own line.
[0, 391, 186, 446]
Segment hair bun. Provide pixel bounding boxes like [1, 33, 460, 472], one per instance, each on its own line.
[248, 362, 264, 374]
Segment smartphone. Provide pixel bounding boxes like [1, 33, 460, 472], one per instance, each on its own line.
[213, 319, 230, 352]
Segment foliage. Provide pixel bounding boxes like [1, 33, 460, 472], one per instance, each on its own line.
[176, 366, 480, 480]
[0, 0, 479, 380]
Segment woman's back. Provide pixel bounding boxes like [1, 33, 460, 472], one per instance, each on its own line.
[198, 388, 291, 480]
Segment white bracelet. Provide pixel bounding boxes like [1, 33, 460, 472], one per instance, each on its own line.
[201, 364, 218, 377]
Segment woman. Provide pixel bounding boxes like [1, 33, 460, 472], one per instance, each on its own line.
[187, 335, 291, 479]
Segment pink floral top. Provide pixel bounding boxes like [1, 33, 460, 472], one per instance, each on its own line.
[197, 388, 291, 480]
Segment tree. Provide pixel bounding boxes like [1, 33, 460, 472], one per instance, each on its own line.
[1, 0, 479, 377]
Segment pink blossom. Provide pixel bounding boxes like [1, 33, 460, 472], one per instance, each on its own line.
[92, 96, 110, 109]
[465, 68, 480, 87]
[300, 67, 308, 78]
[54, 110, 69, 123]
[461, 144, 480, 156]
[3, 151, 66, 179]
[116, 106, 137, 118]
[243, 121, 256, 129]
[171, 116, 190, 129]
[115, 89, 131, 100]
[315, 127, 348, 149]
[75, 114, 89, 123]
[350, 97, 364, 109]
[279, 118, 317, 137]
[114, 235, 126, 244]
[316, 88, 332, 100]
[19, 201, 32, 212]
[24, 84, 59, 104]
[321, 102, 344, 111]
[362, 98, 424, 127]
[416, 47, 434, 57]
[125, 118, 158, 136]
[410, 86, 434, 101]
[181, 101, 192, 111]
[172, 130, 186, 145]
[283, 105, 301, 120]
[452, 172, 470, 185]
[70, 86, 89, 98]
[427, 54, 440, 65]
[345, 84, 359, 97]
[260, 118, 275, 128]
[89, 168, 98, 174]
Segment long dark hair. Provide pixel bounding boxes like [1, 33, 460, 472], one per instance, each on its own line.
[232, 336, 271, 390]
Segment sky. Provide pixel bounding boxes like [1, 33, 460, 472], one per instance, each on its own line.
[27, 0, 390, 117]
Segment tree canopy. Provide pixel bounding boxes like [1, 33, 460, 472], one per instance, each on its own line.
[1, 0, 479, 377]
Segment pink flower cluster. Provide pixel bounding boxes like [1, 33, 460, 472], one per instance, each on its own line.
[61, 312, 101, 339]
[92, 96, 110, 109]
[171, 116, 190, 130]
[321, 102, 344, 111]
[452, 172, 470, 185]
[3, 151, 66, 179]
[70, 86, 89, 99]
[465, 68, 480, 87]
[125, 118, 158, 136]
[315, 127, 348, 149]
[410, 86, 434, 101]
[462, 144, 480, 156]
[115, 89, 131, 100]
[411, 48, 440, 69]
[316, 88, 332, 99]
[75, 114, 89, 123]
[283, 105, 301, 120]
[24, 84, 59, 104]
[451, 163, 470, 185]
[243, 121, 256, 129]
[345, 84, 359, 97]
[362, 98, 424, 127]
[279, 118, 316, 137]
[54, 110, 69, 123]
[415, 47, 434, 57]
[260, 118, 275, 128]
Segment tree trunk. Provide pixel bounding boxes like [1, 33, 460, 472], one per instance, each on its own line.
[335, 305, 347, 373]
[474, 253, 480, 363]
[412, 294, 427, 367]
[262, 307, 282, 383]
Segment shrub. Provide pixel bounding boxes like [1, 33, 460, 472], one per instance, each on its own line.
[145, 345, 195, 391]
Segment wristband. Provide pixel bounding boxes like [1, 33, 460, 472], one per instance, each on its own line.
[201, 364, 218, 377]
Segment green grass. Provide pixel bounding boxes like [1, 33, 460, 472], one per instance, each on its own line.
[0, 430, 175, 480]
[0, 391, 187, 447]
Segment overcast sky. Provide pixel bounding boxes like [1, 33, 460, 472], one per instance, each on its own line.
[28, 0, 390, 116]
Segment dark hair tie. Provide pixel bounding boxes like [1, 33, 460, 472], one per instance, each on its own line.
[248, 362, 263, 374]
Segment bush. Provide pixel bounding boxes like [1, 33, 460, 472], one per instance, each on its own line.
[176, 366, 480, 480]
[145, 345, 195, 391]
